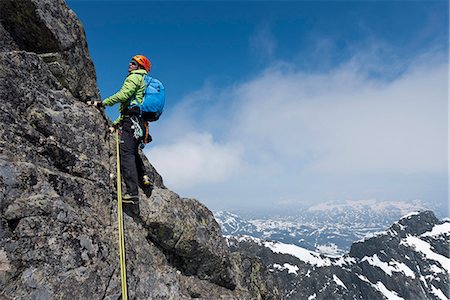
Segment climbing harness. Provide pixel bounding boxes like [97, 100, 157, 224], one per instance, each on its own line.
[115, 130, 128, 300]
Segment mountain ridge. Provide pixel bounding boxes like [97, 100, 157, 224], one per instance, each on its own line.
[214, 199, 440, 256]
[228, 210, 449, 299]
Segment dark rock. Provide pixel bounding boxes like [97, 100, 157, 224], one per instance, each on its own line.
[0, 0, 100, 102]
[140, 189, 236, 289]
[0, 22, 19, 52]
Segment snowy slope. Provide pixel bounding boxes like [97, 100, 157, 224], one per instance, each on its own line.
[228, 211, 449, 300]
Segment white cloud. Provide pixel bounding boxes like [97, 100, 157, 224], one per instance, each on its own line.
[145, 51, 447, 210]
[145, 132, 244, 190]
[230, 59, 447, 175]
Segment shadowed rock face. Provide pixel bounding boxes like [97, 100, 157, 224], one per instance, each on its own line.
[0, 1, 280, 299]
[0, 0, 100, 102]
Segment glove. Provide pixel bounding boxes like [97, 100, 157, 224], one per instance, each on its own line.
[87, 100, 104, 108]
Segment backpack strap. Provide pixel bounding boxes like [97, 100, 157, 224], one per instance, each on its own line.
[128, 74, 147, 117]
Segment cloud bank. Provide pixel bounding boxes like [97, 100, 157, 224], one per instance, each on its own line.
[147, 132, 243, 189]
[145, 51, 447, 211]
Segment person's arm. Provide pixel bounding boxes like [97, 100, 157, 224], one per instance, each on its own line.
[103, 74, 141, 106]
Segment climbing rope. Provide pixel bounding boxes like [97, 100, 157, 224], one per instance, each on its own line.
[115, 130, 128, 300]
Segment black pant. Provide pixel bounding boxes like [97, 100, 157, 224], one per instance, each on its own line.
[119, 117, 146, 196]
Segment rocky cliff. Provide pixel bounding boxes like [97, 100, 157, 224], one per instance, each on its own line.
[0, 1, 280, 299]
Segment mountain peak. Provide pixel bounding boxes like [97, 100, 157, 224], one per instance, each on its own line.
[395, 210, 440, 233]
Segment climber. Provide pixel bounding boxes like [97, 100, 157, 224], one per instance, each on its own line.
[91, 55, 153, 202]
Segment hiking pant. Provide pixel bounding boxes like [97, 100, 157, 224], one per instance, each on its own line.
[119, 117, 146, 196]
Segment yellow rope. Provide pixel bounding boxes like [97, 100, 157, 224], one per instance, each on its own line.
[116, 130, 128, 300]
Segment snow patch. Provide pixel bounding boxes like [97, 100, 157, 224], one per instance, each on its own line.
[264, 241, 332, 267]
[272, 263, 299, 275]
[357, 274, 404, 300]
[362, 254, 415, 278]
[401, 236, 450, 273]
[419, 275, 429, 289]
[421, 222, 450, 238]
[356, 274, 371, 284]
[431, 285, 449, 300]
[333, 274, 347, 290]
[333, 256, 356, 266]
[375, 281, 405, 300]
[391, 261, 416, 279]
[400, 211, 421, 220]
[430, 264, 446, 274]
[308, 293, 317, 300]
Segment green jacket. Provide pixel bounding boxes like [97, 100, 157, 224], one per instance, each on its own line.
[102, 69, 147, 125]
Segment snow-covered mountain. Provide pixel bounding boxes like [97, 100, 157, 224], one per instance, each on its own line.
[228, 211, 449, 299]
[214, 199, 438, 255]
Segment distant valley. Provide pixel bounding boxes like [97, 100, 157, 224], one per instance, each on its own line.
[214, 199, 442, 255]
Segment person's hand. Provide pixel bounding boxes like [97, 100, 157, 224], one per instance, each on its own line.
[87, 100, 103, 108]
[108, 126, 116, 133]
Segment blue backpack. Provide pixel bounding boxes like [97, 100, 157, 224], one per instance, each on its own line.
[134, 75, 165, 121]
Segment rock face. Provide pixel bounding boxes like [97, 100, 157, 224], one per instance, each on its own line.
[0, 0, 99, 102]
[0, 1, 280, 299]
[230, 211, 450, 300]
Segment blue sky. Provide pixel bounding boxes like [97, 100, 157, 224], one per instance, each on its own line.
[67, 1, 448, 216]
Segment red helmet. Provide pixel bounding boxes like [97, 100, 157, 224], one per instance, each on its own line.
[132, 55, 151, 72]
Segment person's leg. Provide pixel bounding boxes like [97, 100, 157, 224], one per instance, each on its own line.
[119, 127, 139, 196]
[135, 147, 146, 180]
[136, 147, 154, 188]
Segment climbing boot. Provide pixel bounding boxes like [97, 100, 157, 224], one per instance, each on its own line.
[122, 195, 140, 219]
[122, 193, 139, 204]
[142, 175, 152, 187]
